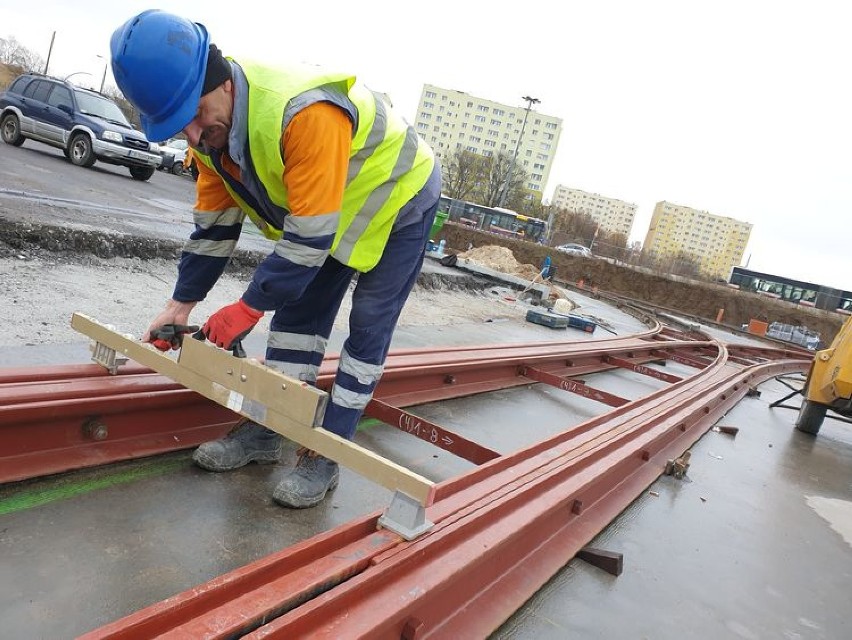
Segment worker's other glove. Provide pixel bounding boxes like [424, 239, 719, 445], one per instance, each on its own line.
[149, 324, 200, 351]
[201, 300, 264, 352]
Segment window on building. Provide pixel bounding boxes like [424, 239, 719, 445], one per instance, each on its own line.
[467, 101, 473, 107]
[545, 122, 557, 130]
[425, 90, 436, 98]
[477, 105, 489, 112]
[544, 133, 554, 140]
[475, 115, 486, 122]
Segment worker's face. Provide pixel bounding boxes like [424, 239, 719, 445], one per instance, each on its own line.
[183, 80, 233, 151]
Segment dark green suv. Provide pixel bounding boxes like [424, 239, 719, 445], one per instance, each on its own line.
[0, 72, 161, 180]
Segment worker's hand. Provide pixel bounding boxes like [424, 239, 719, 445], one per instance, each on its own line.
[201, 299, 264, 351]
[144, 300, 198, 350]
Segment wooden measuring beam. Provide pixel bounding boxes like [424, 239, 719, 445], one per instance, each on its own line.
[71, 313, 435, 506]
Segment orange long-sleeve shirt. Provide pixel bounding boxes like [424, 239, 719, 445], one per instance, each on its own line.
[194, 101, 351, 217]
[175, 102, 352, 307]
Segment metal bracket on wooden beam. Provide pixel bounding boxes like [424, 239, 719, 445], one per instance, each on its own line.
[90, 341, 128, 375]
[577, 546, 623, 576]
[378, 491, 434, 541]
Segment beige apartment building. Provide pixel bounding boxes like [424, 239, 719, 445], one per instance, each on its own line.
[642, 201, 752, 279]
[413, 84, 562, 199]
[551, 185, 637, 237]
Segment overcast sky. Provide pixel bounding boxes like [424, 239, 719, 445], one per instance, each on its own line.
[4, 1, 849, 291]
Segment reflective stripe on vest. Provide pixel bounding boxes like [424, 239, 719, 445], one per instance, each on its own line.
[195, 60, 434, 272]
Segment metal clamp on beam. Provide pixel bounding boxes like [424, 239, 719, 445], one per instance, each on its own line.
[90, 341, 128, 375]
[378, 491, 434, 541]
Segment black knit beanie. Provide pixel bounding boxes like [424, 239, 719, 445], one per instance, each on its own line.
[202, 44, 231, 95]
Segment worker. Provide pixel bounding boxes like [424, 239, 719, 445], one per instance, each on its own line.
[109, 10, 440, 508]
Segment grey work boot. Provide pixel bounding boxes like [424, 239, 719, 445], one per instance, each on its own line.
[192, 419, 283, 472]
[272, 448, 339, 508]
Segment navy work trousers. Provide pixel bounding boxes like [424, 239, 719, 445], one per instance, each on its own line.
[266, 200, 439, 439]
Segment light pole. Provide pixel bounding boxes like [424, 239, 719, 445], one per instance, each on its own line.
[64, 71, 94, 84]
[497, 95, 540, 208]
[96, 55, 108, 93]
[43, 31, 56, 75]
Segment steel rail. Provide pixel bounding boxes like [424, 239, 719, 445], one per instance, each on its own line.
[76, 342, 809, 639]
[4, 328, 715, 484]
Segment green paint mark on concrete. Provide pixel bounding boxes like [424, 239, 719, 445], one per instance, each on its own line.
[356, 418, 384, 432]
[0, 457, 188, 517]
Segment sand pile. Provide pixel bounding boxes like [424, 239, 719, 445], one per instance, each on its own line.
[459, 246, 541, 280]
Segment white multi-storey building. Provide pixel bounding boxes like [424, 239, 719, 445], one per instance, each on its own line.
[550, 186, 637, 237]
[642, 201, 752, 279]
[413, 84, 562, 198]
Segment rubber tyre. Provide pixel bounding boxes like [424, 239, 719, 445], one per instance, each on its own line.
[796, 399, 827, 435]
[68, 133, 96, 167]
[129, 165, 155, 181]
[1, 113, 25, 146]
[170, 162, 184, 175]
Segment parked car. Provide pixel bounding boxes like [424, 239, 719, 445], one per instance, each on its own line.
[157, 138, 189, 175]
[0, 72, 161, 180]
[556, 243, 593, 258]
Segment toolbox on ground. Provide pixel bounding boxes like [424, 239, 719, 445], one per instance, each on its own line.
[525, 309, 597, 333]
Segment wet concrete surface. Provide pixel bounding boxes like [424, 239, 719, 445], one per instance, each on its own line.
[3, 144, 851, 638]
[494, 377, 852, 640]
[3, 294, 851, 638]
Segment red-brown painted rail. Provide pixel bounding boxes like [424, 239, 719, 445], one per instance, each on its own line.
[57, 338, 810, 638]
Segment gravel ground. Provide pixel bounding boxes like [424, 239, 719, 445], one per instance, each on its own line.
[0, 251, 527, 348]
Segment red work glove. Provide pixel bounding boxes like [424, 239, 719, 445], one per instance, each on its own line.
[201, 300, 264, 351]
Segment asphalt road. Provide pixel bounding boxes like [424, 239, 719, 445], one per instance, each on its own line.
[0, 136, 199, 243]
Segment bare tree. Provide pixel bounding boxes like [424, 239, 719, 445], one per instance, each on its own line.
[443, 149, 486, 201]
[478, 151, 528, 207]
[550, 208, 598, 246]
[0, 36, 45, 74]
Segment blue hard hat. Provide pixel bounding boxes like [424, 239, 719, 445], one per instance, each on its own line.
[110, 10, 210, 142]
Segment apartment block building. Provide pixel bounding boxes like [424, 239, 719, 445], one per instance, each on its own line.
[413, 84, 563, 199]
[551, 185, 637, 237]
[642, 201, 752, 279]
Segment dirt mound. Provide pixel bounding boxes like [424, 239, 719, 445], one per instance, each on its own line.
[438, 224, 845, 343]
[459, 245, 541, 280]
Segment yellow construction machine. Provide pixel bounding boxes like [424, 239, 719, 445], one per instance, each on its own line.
[796, 314, 852, 434]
